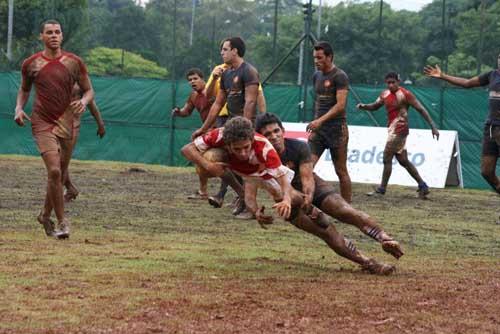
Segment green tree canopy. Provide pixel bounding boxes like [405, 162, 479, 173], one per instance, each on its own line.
[86, 47, 168, 79]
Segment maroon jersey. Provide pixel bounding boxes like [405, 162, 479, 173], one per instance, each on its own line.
[192, 91, 210, 122]
[21, 51, 88, 138]
[193, 127, 286, 180]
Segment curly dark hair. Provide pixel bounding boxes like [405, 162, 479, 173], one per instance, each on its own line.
[222, 116, 254, 144]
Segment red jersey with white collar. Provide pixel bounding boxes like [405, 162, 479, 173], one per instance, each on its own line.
[193, 127, 286, 180]
[376, 86, 415, 136]
[21, 51, 88, 138]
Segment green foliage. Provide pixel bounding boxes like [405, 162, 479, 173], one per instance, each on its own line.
[0, 0, 498, 83]
[86, 47, 168, 78]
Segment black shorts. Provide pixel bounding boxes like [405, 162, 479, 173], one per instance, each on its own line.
[312, 174, 335, 208]
[482, 124, 500, 157]
[308, 119, 349, 161]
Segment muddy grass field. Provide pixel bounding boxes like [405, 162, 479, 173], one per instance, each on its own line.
[0, 155, 499, 334]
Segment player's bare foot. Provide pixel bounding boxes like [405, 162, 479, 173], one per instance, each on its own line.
[362, 259, 395, 275]
[37, 213, 55, 237]
[187, 190, 208, 200]
[381, 239, 404, 259]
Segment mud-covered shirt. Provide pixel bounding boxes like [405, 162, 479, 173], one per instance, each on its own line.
[376, 87, 415, 136]
[193, 127, 286, 180]
[279, 138, 313, 190]
[220, 62, 259, 118]
[478, 70, 500, 125]
[21, 51, 88, 138]
[312, 67, 349, 133]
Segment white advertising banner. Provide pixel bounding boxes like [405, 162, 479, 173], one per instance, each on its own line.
[282, 122, 462, 189]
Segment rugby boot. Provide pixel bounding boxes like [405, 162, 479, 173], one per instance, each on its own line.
[381, 239, 404, 259]
[367, 187, 386, 196]
[417, 183, 430, 199]
[361, 259, 395, 275]
[208, 195, 224, 208]
[234, 208, 255, 220]
[232, 197, 246, 216]
[55, 219, 71, 239]
[64, 187, 79, 203]
[37, 214, 55, 237]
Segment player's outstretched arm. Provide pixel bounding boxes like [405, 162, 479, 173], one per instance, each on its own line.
[88, 100, 106, 138]
[356, 99, 383, 111]
[424, 64, 481, 88]
[272, 174, 293, 219]
[244, 182, 273, 228]
[408, 95, 440, 140]
[172, 95, 195, 118]
[299, 161, 315, 210]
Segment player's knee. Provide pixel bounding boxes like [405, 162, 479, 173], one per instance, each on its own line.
[397, 157, 409, 167]
[47, 166, 62, 181]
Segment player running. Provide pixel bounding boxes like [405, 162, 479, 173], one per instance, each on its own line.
[14, 20, 94, 239]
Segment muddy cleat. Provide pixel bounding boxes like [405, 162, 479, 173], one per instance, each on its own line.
[417, 183, 430, 199]
[362, 259, 395, 275]
[55, 219, 71, 239]
[37, 214, 55, 237]
[208, 196, 224, 208]
[381, 240, 404, 259]
[64, 188, 79, 203]
[232, 197, 246, 216]
[187, 191, 208, 200]
[234, 209, 255, 220]
[367, 187, 386, 196]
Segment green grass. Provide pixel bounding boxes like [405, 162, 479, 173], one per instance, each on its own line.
[0, 155, 498, 333]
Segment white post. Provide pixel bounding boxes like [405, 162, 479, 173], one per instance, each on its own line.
[189, 0, 196, 46]
[317, 0, 322, 38]
[7, 0, 14, 61]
